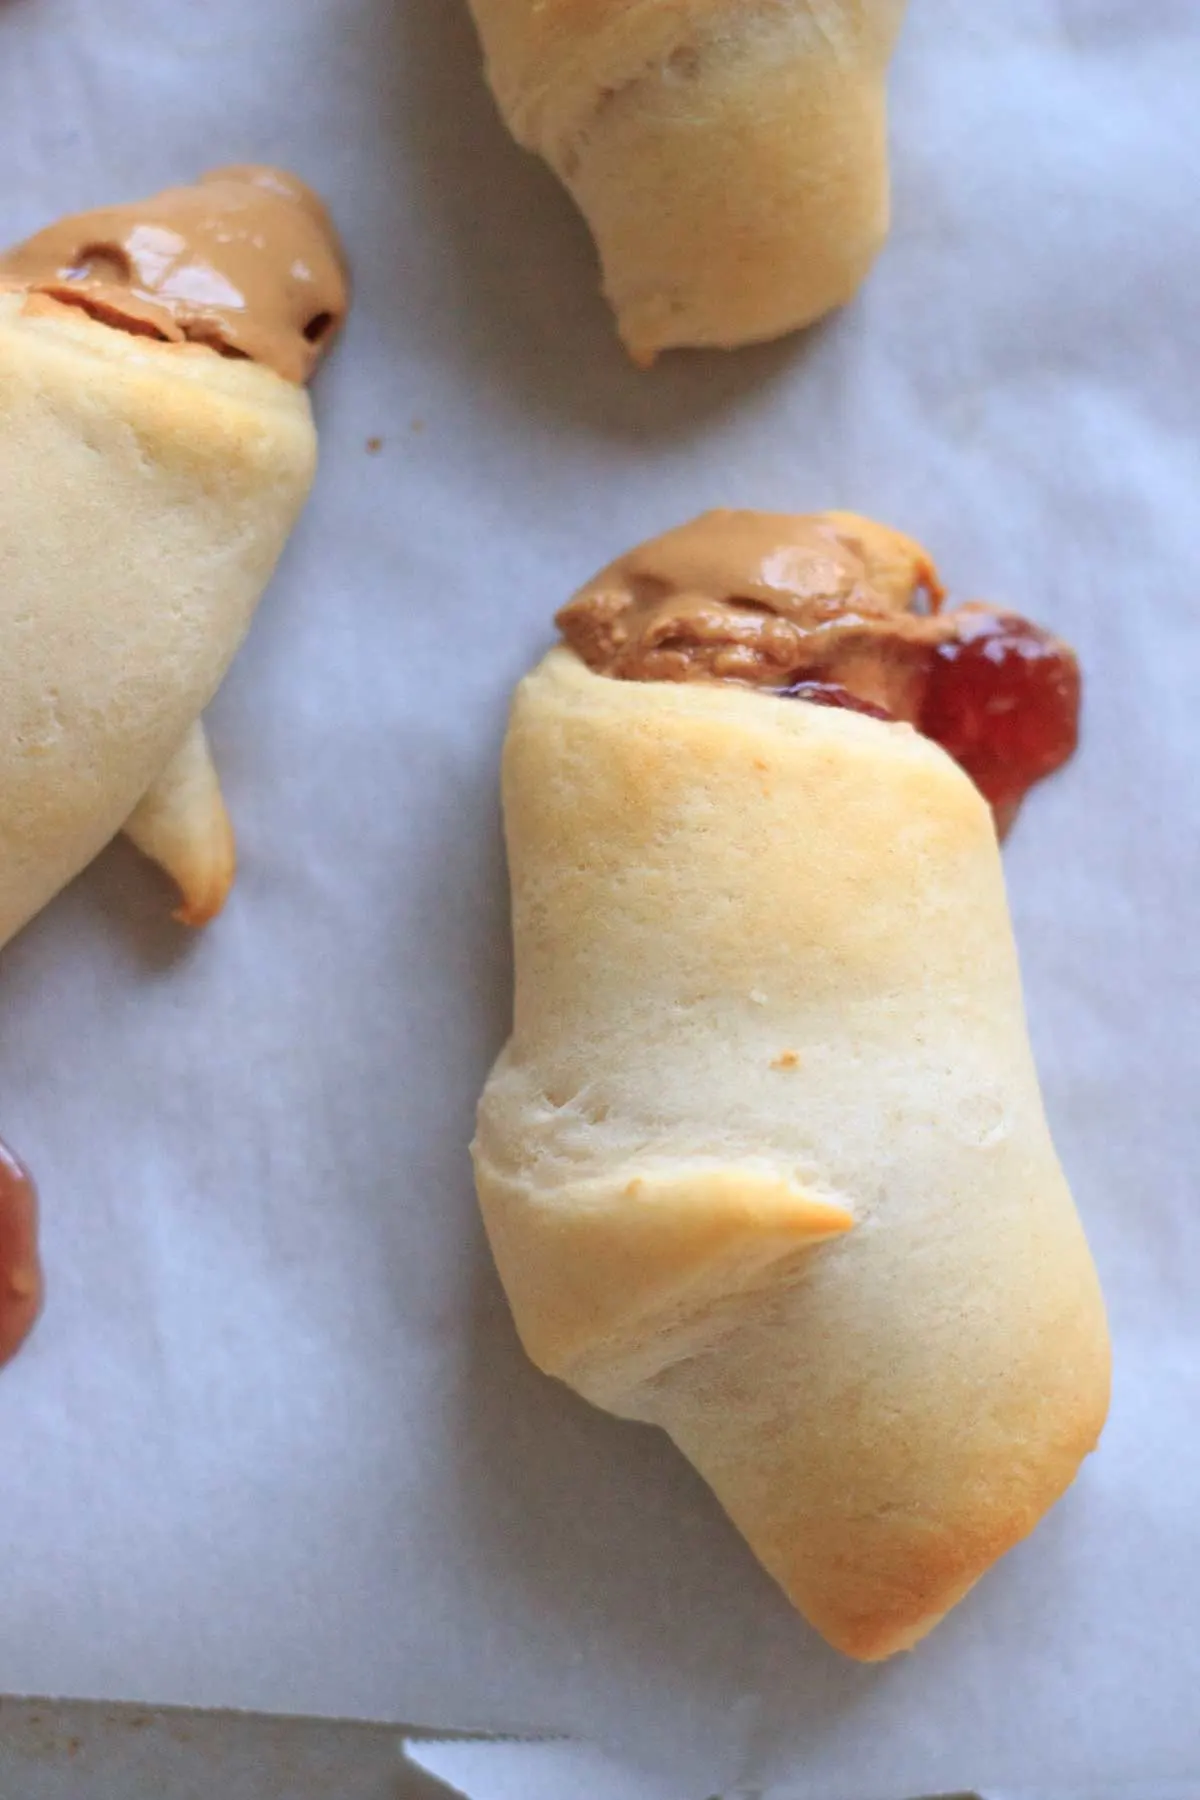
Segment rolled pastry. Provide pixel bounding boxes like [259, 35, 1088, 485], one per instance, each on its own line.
[474, 512, 1110, 1660]
[466, 0, 909, 362]
[0, 166, 348, 948]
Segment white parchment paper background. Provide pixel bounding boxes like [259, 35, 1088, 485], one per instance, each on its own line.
[0, 1, 1196, 1793]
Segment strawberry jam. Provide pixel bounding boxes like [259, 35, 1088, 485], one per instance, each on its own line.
[781, 608, 1080, 836]
[0, 1140, 42, 1369]
[920, 611, 1080, 837]
[779, 680, 894, 721]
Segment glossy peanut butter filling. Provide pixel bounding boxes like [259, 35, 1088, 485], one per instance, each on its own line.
[0, 164, 348, 383]
[558, 511, 1080, 836]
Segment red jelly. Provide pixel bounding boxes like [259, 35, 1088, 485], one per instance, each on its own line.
[780, 680, 894, 721]
[0, 1140, 42, 1370]
[920, 611, 1081, 837]
[779, 608, 1080, 836]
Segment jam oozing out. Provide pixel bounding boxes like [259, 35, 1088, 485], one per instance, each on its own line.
[0, 1140, 43, 1370]
[780, 680, 894, 721]
[781, 610, 1080, 835]
[920, 612, 1081, 836]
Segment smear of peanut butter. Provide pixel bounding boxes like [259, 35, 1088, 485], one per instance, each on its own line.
[557, 510, 957, 718]
[557, 510, 1083, 838]
[0, 165, 348, 384]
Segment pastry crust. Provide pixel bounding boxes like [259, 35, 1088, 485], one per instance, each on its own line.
[474, 647, 1111, 1659]
[0, 295, 315, 948]
[122, 719, 236, 927]
[466, 0, 909, 361]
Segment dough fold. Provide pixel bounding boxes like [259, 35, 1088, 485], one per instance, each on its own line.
[0, 296, 316, 948]
[466, 0, 909, 360]
[475, 647, 1111, 1659]
[122, 719, 236, 927]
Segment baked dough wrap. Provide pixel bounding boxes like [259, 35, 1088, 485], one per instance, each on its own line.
[474, 646, 1111, 1660]
[0, 295, 316, 948]
[466, 0, 909, 361]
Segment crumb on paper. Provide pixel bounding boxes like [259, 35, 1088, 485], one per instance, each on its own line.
[772, 1051, 800, 1071]
[366, 436, 384, 455]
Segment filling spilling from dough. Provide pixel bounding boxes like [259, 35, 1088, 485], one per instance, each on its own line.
[0, 165, 349, 384]
[557, 510, 1081, 836]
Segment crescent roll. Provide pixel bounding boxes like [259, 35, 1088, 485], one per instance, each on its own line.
[0, 166, 348, 948]
[474, 512, 1110, 1660]
[466, 0, 909, 362]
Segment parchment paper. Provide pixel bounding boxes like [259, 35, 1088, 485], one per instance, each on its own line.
[0, 1, 1196, 1794]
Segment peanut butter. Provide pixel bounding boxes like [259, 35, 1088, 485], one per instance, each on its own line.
[0, 165, 348, 384]
[557, 511, 955, 716]
[558, 511, 1082, 835]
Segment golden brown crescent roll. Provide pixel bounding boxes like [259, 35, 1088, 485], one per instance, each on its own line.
[465, 0, 909, 362]
[0, 167, 348, 948]
[474, 513, 1110, 1660]
[122, 721, 236, 928]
